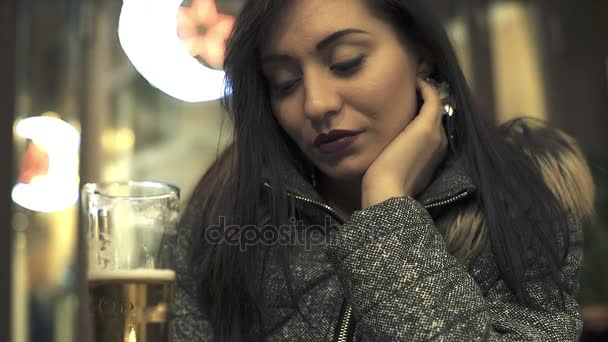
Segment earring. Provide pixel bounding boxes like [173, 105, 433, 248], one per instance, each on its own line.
[422, 77, 453, 113]
[437, 83, 454, 116]
[425, 77, 457, 151]
[438, 83, 457, 152]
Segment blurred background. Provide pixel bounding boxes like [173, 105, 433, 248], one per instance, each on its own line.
[0, 0, 606, 341]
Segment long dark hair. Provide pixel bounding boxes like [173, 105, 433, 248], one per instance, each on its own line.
[188, 0, 580, 340]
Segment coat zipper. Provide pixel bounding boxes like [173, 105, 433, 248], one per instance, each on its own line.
[262, 182, 348, 224]
[336, 304, 353, 342]
[263, 182, 469, 342]
[424, 190, 470, 209]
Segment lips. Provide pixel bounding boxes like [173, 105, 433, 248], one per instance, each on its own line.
[313, 130, 361, 154]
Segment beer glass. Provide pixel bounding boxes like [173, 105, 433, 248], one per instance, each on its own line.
[82, 181, 179, 342]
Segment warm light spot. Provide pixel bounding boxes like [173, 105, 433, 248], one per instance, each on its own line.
[489, 2, 547, 122]
[101, 127, 136, 153]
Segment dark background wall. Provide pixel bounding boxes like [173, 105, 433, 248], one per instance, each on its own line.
[0, 0, 16, 341]
[428, 0, 607, 158]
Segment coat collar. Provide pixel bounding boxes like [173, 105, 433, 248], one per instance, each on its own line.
[416, 157, 477, 206]
[266, 153, 476, 210]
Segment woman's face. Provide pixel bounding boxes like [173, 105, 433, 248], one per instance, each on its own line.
[261, 0, 423, 181]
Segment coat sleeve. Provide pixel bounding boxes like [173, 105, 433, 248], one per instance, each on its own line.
[325, 196, 583, 341]
[173, 277, 213, 342]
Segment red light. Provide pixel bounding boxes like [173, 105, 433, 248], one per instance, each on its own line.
[18, 141, 49, 184]
[177, 0, 235, 69]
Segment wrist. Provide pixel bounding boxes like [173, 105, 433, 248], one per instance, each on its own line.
[361, 179, 408, 208]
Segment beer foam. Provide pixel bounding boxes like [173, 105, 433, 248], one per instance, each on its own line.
[88, 268, 176, 282]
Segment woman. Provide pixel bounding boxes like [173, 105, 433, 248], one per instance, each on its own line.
[173, 0, 595, 341]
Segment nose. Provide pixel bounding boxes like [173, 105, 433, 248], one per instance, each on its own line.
[302, 70, 342, 122]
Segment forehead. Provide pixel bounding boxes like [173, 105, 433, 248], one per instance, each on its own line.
[262, 0, 380, 54]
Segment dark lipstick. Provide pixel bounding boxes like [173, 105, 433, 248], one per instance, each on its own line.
[313, 130, 361, 154]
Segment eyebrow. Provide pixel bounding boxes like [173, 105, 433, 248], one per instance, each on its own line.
[262, 28, 370, 65]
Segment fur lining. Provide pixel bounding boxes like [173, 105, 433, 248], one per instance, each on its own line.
[441, 200, 487, 258]
[441, 119, 595, 258]
[507, 119, 596, 223]
[531, 135, 595, 222]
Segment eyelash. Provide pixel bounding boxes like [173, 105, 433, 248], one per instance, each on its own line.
[271, 55, 366, 97]
[273, 79, 301, 97]
[331, 55, 366, 75]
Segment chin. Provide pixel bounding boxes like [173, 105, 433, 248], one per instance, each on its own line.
[317, 160, 369, 182]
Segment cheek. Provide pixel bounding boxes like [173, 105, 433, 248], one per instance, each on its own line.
[352, 71, 418, 130]
[272, 103, 305, 146]
[387, 81, 418, 130]
[382, 62, 418, 114]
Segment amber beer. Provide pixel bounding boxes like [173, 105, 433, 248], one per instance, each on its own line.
[88, 269, 176, 342]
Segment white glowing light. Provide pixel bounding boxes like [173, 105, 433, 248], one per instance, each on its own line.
[12, 116, 80, 213]
[129, 327, 137, 342]
[118, 0, 227, 103]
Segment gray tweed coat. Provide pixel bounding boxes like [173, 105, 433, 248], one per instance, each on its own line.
[172, 150, 586, 341]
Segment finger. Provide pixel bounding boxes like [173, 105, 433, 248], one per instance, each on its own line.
[416, 78, 443, 125]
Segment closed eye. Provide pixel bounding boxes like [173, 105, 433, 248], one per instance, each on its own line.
[268, 55, 366, 97]
[331, 55, 366, 76]
[271, 78, 301, 97]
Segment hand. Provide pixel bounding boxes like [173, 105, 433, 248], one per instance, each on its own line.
[361, 78, 448, 208]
